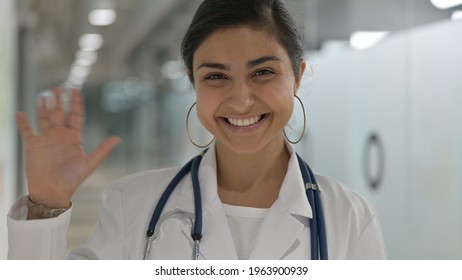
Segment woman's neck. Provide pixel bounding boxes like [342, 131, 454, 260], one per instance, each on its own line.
[215, 137, 290, 208]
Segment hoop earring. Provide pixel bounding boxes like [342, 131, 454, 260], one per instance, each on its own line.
[186, 102, 215, 148]
[284, 95, 306, 144]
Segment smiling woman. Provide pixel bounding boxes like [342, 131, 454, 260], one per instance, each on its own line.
[192, 27, 301, 212]
[193, 27, 302, 158]
[7, 0, 387, 260]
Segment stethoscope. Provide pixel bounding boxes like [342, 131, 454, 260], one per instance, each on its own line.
[143, 152, 328, 260]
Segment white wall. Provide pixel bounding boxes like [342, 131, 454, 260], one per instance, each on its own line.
[0, 0, 17, 260]
[300, 20, 462, 259]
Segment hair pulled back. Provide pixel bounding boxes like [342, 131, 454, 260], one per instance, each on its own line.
[181, 0, 304, 83]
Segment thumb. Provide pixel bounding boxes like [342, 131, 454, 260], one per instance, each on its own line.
[87, 136, 122, 173]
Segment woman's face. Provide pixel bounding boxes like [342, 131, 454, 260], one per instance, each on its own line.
[192, 26, 305, 155]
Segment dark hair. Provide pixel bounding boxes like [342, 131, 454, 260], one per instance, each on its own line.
[181, 0, 304, 83]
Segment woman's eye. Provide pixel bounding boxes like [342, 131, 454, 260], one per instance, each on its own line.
[254, 69, 275, 77]
[205, 73, 225, 80]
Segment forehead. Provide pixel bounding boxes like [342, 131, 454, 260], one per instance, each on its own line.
[193, 26, 290, 67]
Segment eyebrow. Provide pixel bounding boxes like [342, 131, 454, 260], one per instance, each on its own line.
[247, 56, 281, 68]
[196, 56, 282, 71]
[196, 62, 229, 71]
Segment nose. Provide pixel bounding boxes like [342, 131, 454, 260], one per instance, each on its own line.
[227, 80, 254, 113]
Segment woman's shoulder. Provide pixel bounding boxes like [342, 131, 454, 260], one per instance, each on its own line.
[314, 173, 376, 218]
[314, 173, 387, 259]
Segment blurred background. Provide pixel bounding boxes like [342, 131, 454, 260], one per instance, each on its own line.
[1, 0, 461, 259]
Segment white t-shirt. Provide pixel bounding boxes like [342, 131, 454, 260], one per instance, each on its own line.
[223, 204, 269, 259]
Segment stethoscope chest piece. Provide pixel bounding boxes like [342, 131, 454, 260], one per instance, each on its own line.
[144, 211, 198, 260]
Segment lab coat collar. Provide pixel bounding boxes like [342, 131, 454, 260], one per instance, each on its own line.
[176, 146, 219, 214]
[248, 143, 314, 259]
[277, 143, 313, 219]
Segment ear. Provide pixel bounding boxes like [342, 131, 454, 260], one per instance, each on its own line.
[294, 60, 306, 94]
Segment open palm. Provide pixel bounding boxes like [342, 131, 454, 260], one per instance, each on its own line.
[17, 88, 121, 209]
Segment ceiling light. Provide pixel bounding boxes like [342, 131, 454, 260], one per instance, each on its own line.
[89, 9, 116, 26]
[452, 10, 462, 20]
[79, 34, 103, 51]
[430, 0, 462, 9]
[69, 65, 91, 79]
[161, 61, 184, 80]
[349, 31, 389, 50]
[75, 50, 98, 66]
[66, 76, 87, 89]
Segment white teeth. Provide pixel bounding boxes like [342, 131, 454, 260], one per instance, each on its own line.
[227, 115, 262, 127]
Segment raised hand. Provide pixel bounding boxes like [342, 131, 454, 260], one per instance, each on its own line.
[16, 87, 121, 212]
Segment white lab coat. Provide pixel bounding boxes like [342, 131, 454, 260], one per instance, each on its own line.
[7, 144, 387, 259]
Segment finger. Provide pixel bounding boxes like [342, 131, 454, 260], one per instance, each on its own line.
[37, 95, 51, 132]
[86, 136, 122, 173]
[67, 89, 84, 131]
[50, 87, 65, 127]
[16, 112, 34, 140]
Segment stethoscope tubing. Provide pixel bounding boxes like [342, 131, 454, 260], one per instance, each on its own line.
[297, 154, 329, 260]
[190, 155, 203, 241]
[146, 156, 197, 238]
[306, 188, 319, 259]
[307, 162, 328, 260]
[314, 188, 328, 259]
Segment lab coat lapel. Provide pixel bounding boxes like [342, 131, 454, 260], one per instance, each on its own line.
[249, 148, 313, 260]
[249, 202, 305, 259]
[199, 197, 238, 259]
[176, 147, 238, 259]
